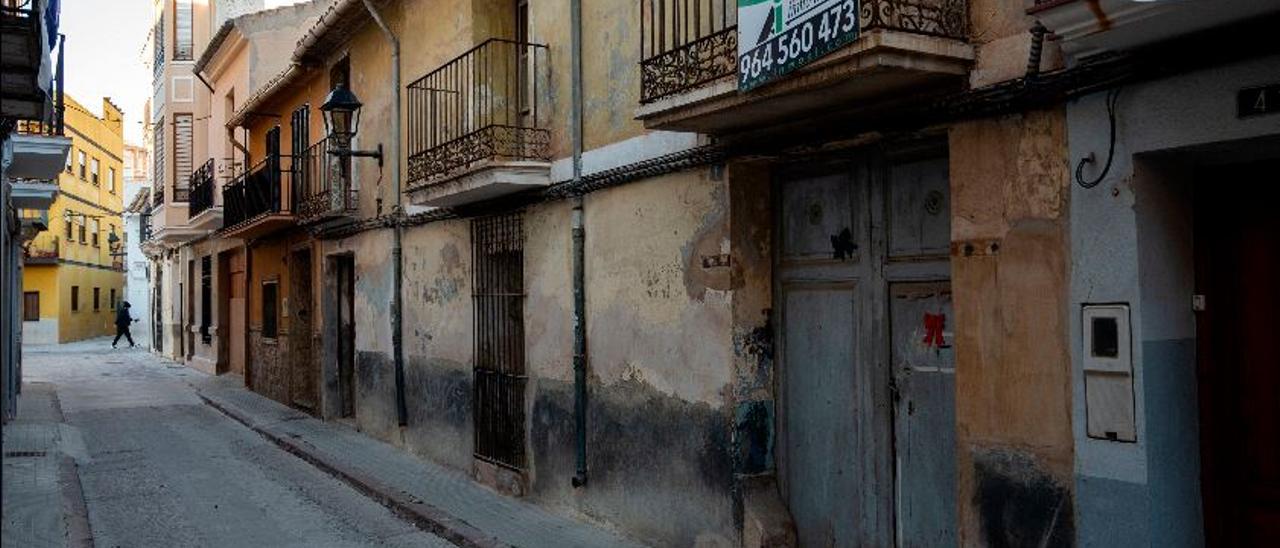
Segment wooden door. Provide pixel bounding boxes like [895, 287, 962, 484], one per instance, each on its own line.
[885, 155, 956, 548]
[1195, 160, 1280, 546]
[776, 165, 892, 546]
[229, 268, 246, 376]
[289, 248, 317, 412]
[335, 255, 356, 417]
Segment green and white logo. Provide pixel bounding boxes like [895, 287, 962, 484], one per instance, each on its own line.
[737, 0, 859, 90]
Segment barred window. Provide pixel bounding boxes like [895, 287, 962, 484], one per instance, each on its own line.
[471, 212, 527, 469]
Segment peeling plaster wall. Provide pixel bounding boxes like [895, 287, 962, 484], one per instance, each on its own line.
[949, 107, 1076, 548]
[529, 170, 737, 546]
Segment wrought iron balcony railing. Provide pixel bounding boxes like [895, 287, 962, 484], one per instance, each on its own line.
[188, 158, 216, 218]
[295, 136, 357, 224]
[23, 238, 59, 264]
[639, 0, 969, 103]
[222, 154, 290, 230]
[407, 38, 550, 185]
[639, 0, 737, 104]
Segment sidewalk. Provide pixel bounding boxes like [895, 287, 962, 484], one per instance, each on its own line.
[1, 383, 93, 548]
[193, 375, 647, 548]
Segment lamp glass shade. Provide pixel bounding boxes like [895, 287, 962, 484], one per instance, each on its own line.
[321, 84, 363, 140]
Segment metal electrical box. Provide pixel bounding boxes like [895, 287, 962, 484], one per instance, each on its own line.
[1082, 304, 1136, 442]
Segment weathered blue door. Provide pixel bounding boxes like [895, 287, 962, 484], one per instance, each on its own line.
[885, 155, 956, 548]
[776, 150, 955, 547]
[777, 167, 893, 546]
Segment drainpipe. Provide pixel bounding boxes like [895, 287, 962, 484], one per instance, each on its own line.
[570, 0, 587, 488]
[361, 0, 407, 426]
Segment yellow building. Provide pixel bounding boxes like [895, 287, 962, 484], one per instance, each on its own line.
[21, 96, 127, 344]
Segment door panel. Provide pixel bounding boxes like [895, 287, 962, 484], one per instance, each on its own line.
[780, 173, 856, 263]
[782, 283, 860, 547]
[229, 269, 245, 376]
[289, 250, 316, 411]
[890, 282, 956, 548]
[1196, 161, 1280, 546]
[888, 157, 950, 258]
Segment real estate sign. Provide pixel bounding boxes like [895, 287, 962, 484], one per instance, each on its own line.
[737, 0, 859, 90]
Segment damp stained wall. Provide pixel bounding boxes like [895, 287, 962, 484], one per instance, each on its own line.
[949, 107, 1076, 548]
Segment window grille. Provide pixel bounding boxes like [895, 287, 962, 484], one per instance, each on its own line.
[472, 212, 527, 469]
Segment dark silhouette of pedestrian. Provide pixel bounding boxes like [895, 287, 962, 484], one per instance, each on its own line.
[113, 301, 138, 348]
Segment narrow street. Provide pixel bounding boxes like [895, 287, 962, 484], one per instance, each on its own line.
[7, 339, 451, 548]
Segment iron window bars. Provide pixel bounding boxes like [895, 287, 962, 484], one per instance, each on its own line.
[472, 212, 527, 469]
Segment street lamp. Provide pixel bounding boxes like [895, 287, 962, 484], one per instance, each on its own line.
[321, 84, 382, 166]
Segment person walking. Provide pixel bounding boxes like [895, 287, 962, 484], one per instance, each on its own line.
[113, 301, 138, 348]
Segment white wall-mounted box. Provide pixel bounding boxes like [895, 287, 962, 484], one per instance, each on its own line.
[1083, 304, 1137, 442]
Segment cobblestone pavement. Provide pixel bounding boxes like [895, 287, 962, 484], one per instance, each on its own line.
[13, 339, 451, 548]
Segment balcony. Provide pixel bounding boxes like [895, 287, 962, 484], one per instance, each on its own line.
[636, 0, 972, 134]
[187, 159, 223, 231]
[295, 136, 357, 225]
[405, 39, 551, 208]
[1, 0, 56, 122]
[220, 154, 294, 239]
[22, 237, 58, 265]
[1031, 0, 1275, 59]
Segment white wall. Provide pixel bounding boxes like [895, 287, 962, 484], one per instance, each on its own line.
[123, 179, 152, 346]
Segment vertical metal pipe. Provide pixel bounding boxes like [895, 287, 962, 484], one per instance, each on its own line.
[361, 0, 407, 426]
[56, 33, 65, 133]
[570, 0, 588, 489]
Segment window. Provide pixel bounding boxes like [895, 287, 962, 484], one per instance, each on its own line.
[200, 256, 211, 344]
[78, 216, 86, 244]
[65, 152, 72, 173]
[91, 158, 100, 185]
[110, 288, 117, 310]
[78, 150, 86, 179]
[153, 116, 165, 202]
[174, 0, 193, 60]
[93, 287, 101, 311]
[471, 212, 527, 468]
[90, 218, 100, 247]
[23, 292, 39, 321]
[71, 286, 80, 311]
[174, 114, 193, 200]
[261, 281, 278, 339]
[108, 167, 116, 192]
[64, 211, 72, 239]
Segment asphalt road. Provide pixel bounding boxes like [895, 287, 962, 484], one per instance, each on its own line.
[20, 339, 452, 548]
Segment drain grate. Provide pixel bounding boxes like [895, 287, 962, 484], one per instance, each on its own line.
[4, 451, 48, 458]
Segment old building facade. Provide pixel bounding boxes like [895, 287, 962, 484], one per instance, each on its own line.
[145, 0, 1280, 545]
[21, 95, 127, 344]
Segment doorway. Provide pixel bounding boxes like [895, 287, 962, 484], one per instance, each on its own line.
[289, 247, 317, 412]
[1194, 160, 1280, 545]
[333, 255, 356, 418]
[775, 146, 955, 546]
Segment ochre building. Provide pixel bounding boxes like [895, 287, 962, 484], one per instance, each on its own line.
[22, 95, 126, 344]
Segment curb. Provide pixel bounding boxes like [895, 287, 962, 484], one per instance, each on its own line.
[197, 393, 502, 548]
[59, 456, 95, 548]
